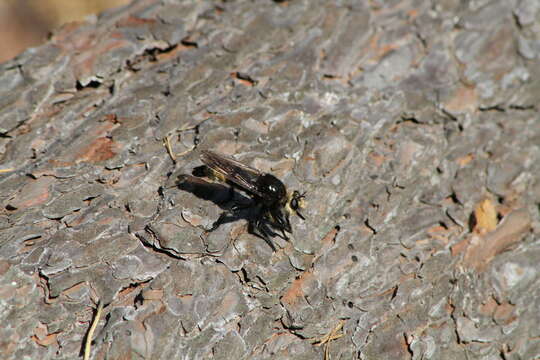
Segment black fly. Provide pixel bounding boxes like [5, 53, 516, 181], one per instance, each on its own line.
[197, 150, 305, 251]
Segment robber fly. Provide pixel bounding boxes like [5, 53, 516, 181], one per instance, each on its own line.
[198, 150, 305, 251]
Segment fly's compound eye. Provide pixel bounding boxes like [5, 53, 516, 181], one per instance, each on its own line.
[290, 191, 305, 209]
[290, 191, 306, 220]
[290, 196, 299, 210]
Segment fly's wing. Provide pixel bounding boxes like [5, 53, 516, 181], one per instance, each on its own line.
[200, 150, 265, 198]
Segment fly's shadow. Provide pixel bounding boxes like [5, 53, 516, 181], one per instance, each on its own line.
[177, 166, 245, 207]
[174, 165, 287, 251]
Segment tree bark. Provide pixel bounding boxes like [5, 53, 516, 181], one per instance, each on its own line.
[1, 0, 539, 359]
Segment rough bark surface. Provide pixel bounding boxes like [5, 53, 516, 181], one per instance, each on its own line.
[1, 0, 539, 359]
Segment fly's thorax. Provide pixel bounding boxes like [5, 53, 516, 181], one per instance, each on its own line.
[256, 173, 287, 204]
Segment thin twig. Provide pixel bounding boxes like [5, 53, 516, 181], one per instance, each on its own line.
[312, 320, 346, 360]
[84, 301, 104, 360]
[163, 135, 195, 162]
[163, 136, 176, 162]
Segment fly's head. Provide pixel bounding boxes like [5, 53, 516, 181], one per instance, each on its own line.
[288, 190, 306, 220]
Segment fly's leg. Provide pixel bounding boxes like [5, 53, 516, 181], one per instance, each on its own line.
[268, 207, 290, 241]
[280, 227, 289, 241]
[249, 219, 277, 251]
[209, 212, 236, 232]
[231, 202, 253, 213]
[209, 196, 254, 232]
